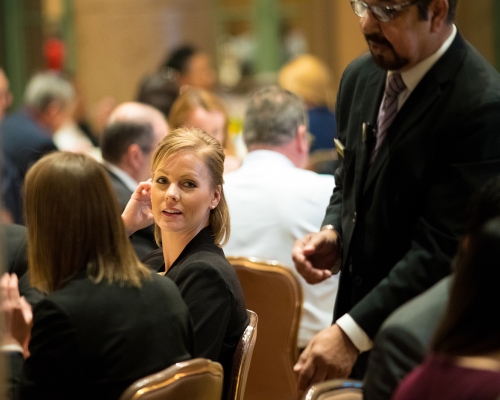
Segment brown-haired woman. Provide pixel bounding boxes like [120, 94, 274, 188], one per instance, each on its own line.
[393, 217, 500, 400]
[3, 152, 193, 400]
[126, 127, 248, 396]
[168, 87, 241, 173]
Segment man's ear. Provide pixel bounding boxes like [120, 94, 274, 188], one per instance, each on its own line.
[429, 0, 449, 33]
[296, 125, 309, 154]
[127, 144, 144, 171]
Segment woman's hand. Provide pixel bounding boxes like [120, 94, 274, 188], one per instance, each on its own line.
[1, 273, 33, 356]
[122, 180, 154, 236]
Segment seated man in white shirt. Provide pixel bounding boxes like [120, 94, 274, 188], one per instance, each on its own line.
[223, 85, 338, 349]
[101, 102, 168, 258]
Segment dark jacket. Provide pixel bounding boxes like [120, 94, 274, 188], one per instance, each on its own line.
[142, 226, 248, 392]
[326, 32, 500, 339]
[15, 272, 193, 400]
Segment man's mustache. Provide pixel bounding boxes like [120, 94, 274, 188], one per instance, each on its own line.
[364, 34, 392, 47]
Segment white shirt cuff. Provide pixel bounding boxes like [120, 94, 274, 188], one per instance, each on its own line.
[0, 344, 24, 354]
[336, 314, 373, 353]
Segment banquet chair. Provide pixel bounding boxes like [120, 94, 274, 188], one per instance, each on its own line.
[226, 310, 258, 400]
[227, 256, 303, 400]
[302, 380, 363, 400]
[119, 358, 223, 400]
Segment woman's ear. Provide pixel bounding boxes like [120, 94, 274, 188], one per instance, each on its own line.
[211, 185, 222, 208]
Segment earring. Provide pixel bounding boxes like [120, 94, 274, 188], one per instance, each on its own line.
[211, 205, 215, 209]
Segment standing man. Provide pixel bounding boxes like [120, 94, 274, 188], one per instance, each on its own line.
[223, 85, 338, 350]
[292, 0, 500, 390]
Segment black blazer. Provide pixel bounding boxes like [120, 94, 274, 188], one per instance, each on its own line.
[142, 227, 248, 391]
[2, 224, 28, 277]
[1, 224, 43, 306]
[325, 32, 500, 338]
[104, 167, 158, 260]
[16, 272, 193, 400]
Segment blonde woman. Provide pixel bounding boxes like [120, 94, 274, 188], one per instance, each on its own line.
[126, 127, 248, 396]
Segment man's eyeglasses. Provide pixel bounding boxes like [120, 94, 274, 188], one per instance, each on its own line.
[350, 0, 422, 23]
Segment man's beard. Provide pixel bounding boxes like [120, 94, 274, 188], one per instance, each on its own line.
[365, 34, 409, 70]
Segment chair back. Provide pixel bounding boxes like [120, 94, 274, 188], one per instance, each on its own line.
[302, 379, 363, 400]
[226, 310, 258, 400]
[119, 358, 223, 400]
[227, 256, 303, 400]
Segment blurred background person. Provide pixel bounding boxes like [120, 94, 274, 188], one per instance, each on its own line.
[136, 72, 180, 118]
[52, 77, 101, 159]
[160, 45, 216, 93]
[0, 67, 13, 221]
[393, 216, 500, 400]
[135, 44, 217, 119]
[0, 67, 12, 120]
[1, 72, 74, 224]
[279, 54, 337, 174]
[125, 128, 248, 397]
[102, 102, 169, 258]
[168, 88, 240, 172]
[2, 151, 194, 400]
[224, 85, 338, 350]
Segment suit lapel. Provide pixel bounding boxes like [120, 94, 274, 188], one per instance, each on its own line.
[363, 32, 467, 196]
[353, 68, 386, 205]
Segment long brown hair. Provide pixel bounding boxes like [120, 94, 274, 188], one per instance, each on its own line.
[24, 152, 150, 293]
[151, 127, 230, 247]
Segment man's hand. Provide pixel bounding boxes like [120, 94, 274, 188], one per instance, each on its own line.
[292, 229, 340, 284]
[1, 273, 33, 355]
[122, 180, 154, 236]
[294, 324, 359, 393]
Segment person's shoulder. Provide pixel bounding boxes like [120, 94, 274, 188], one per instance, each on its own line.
[141, 248, 165, 271]
[174, 248, 238, 288]
[178, 248, 232, 277]
[288, 168, 335, 194]
[382, 276, 451, 331]
[343, 52, 376, 78]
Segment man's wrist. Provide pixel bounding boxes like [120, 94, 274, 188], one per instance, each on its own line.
[336, 315, 373, 353]
[320, 225, 342, 273]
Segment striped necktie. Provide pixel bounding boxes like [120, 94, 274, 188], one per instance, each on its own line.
[371, 72, 406, 164]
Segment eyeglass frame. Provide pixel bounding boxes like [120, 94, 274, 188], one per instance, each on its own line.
[350, 0, 423, 23]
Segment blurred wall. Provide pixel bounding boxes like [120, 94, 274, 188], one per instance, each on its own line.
[74, 0, 216, 105]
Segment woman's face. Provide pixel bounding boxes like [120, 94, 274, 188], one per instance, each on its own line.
[151, 150, 221, 237]
[184, 106, 226, 145]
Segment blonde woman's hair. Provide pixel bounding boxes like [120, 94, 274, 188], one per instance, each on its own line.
[151, 127, 230, 247]
[168, 88, 236, 156]
[279, 54, 336, 110]
[24, 152, 150, 293]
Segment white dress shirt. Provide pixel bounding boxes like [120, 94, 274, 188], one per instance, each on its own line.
[224, 150, 338, 348]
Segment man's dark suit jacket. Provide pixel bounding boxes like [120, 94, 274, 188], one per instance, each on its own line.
[104, 167, 158, 259]
[363, 276, 451, 400]
[142, 227, 249, 397]
[1, 110, 58, 224]
[324, 32, 500, 339]
[12, 272, 193, 400]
